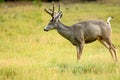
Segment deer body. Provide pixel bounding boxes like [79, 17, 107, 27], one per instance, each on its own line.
[44, 2, 117, 61]
[56, 20, 110, 46]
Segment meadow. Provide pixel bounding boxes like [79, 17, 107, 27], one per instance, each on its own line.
[0, 2, 120, 80]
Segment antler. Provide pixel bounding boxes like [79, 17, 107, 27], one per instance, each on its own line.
[44, 2, 62, 18]
[58, 2, 60, 12]
[44, 8, 52, 16]
[44, 1, 55, 18]
[52, 1, 55, 18]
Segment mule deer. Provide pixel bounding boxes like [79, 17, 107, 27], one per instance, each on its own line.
[44, 2, 117, 61]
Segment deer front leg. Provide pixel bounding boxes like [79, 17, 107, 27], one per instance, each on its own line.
[76, 44, 84, 61]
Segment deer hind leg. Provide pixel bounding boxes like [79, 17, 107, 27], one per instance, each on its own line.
[111, 43, 117, 61]
[105, 38, 117, 61]
[99, 38, 117, 61]
[98, 39, 114, 59]
[112, 43, 116, 49]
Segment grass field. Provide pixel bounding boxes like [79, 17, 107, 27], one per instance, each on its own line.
[0, 2, 120, 80]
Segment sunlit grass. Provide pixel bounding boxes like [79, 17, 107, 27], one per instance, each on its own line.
[0, 2, 120, 80]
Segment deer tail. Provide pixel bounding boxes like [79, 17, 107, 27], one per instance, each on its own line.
[107, 16, 113, 24]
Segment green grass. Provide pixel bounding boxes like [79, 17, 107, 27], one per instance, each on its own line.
[0, 2, 120, 80]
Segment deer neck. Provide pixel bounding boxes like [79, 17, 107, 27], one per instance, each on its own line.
[56, 21, 73, 40]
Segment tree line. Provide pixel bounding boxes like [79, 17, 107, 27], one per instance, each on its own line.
[0, 0, 98, 2]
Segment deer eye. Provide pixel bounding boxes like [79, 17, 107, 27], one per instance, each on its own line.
[49, 21, 53, 25]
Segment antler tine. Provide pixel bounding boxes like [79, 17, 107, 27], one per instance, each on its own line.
[44, 8, 52, 16]
[52, 1, 55, 18]
[49, 8, 53, 12]
[49, 8, 57, 14]
[58, 2, 60, 12]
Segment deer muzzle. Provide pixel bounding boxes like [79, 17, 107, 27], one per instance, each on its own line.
[44, 28, 49, 31]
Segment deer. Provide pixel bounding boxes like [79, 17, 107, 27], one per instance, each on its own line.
[44, 2, 118, 62]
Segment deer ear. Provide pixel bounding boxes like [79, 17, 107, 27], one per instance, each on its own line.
[58, 11, 63, 19]
[59, 12, 63, 18]
[55, 11, 63, 22]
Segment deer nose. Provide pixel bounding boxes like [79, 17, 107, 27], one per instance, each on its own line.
[44, 28, 48, 31]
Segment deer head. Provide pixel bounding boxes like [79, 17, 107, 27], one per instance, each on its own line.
[44, 2, 63, 31]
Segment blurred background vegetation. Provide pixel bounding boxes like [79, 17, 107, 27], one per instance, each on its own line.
[0, 0, 120, 4]
[0, 0, 119, 8]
